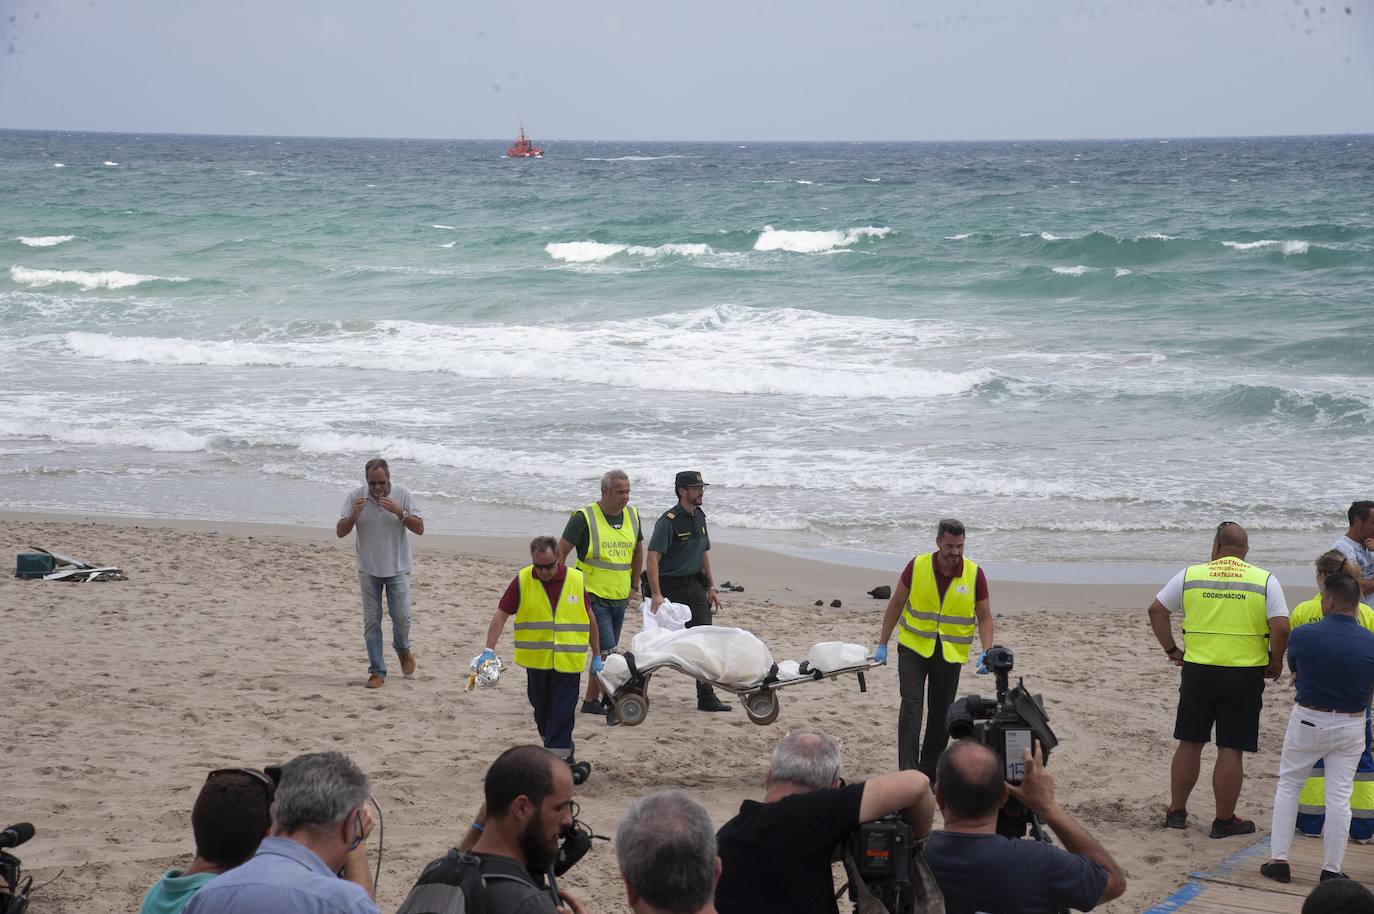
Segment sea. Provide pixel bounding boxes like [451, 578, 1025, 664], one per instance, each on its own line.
[2, 130, 1372, 575]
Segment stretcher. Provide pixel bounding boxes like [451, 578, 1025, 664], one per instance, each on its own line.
[594, 626, 880, 726]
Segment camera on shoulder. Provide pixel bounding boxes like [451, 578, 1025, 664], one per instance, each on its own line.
[946, 645, 1059, 840]
[843, 814, 920, 914]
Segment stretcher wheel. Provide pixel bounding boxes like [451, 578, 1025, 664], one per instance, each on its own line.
[743, 689, 780, 725]
[615, 692, 649, 727]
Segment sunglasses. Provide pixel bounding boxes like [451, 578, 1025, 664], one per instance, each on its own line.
[533, 561, 558, 572]
[208, 767, 276, 801]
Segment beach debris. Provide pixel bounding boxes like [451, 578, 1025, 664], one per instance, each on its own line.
[830, 599, 842, 608]
[718, 580, 745, 592]
[19, 546, 126, 582]
[466, 652, 503, 691]
[868, 585, 892, 600]
[814, 600, 824, 606]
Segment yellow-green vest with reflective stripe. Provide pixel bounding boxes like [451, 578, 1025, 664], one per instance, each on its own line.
[898, 553, 979, 663]
[512, 566, 591, 673]
[1289, 595, 1374, 632]
[575, 503, 640, 600]
[1298, 751, 1374, 822]
[1180, 558, 1272, 667]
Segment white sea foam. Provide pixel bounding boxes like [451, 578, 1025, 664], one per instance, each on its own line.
[1223, 239, 1311, 254]
[103, 161, 118, 166]
[52, 163, 65, 168]
[946, 233, 972, 241]
[545, 241, 713, 263]
[430, 224, 456, 230]
[439, 241, 456, 249]
[582, 155, 694, 162]
[1115, 268, 1133, 277]
[10, 266, 189, 290]
[1040, 231, 1066, 241]
[753, 225, 891, 254]
[1051, 265, 1090, 275]
[0, 418, 208, 453]
[61, 306, 985, 401]
[864, 177, 881, 182]
[794, 179, 815, 185]
[17, 235, 75, 247]
[1140, 233, 1175, 241]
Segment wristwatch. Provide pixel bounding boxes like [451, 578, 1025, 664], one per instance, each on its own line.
[399, 510, 410, 524]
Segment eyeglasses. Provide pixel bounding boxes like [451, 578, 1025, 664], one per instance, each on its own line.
[207, 767, 276, 802]
[533, 561, 558, 572]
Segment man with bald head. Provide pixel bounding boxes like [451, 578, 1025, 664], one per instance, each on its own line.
[924, 739, 1125, 914]
[1148, 521, 1290, 838]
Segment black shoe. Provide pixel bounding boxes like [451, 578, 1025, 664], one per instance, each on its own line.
[697, 696, 734, 712]
[569, 760, 592, 785]
[605, 706, 620, 727]
[580, 700, 606, 715]
[1210, 816, 1256, 838]
[1163, 809, 1187, 830]
[1321, 870, 1350, 882]
[1260, 861, 1291, 883]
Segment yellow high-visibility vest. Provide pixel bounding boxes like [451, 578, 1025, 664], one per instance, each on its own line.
[1180, 558, 1272, 667]
[575, 503, 640, 600]
[512, 566, 590, 673]
[1289, 595, 1374, 632]
[898, 553, 979, 663]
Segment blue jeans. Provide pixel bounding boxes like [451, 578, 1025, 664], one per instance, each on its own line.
[360, 572, 412, 677]
[590, 594, 628, 654]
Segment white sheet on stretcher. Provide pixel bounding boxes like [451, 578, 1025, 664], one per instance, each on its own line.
[599, 628, 871, 692]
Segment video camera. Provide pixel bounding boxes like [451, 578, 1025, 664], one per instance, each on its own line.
[842, 815, 921, 914]
[946, 645, 1058, 840]
[0, 823, 37, 914]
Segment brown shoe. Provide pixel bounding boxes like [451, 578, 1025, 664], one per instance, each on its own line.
[365, 673, 384, 689]
[399, 649, 417, 677]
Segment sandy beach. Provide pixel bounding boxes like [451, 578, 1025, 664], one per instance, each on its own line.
[1, 511, 1311, 913]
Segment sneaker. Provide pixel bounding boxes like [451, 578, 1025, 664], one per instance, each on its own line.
[365, 673, 385, 689]
[399, 649, 417, 677]
[1210, 816, 1256, 838]
[1163, 809, 1187, 830]
[1259, 861, 1291, 883]
[580, 700, 606, 715]
[1320, 870, 1349, 882]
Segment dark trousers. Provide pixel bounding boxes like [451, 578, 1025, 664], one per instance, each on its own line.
[898, 643, 963, 779]
[660, 574, 720, 703]
[526, 668, 581, 760]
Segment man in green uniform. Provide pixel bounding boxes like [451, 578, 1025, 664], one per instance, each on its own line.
[559, 469, 644, 719]
[646, 470, 732, 712]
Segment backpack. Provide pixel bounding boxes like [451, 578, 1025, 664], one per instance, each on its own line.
[395, 849, 533, 914]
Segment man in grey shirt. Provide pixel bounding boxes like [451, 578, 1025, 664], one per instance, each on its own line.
[337, 458, 424, 688]
[1329, 501, 1374, 596]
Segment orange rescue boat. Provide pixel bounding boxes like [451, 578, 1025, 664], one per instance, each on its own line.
[506, 125, 543, 158]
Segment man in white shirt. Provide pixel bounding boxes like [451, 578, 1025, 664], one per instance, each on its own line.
[1329, 501, 1374, 596]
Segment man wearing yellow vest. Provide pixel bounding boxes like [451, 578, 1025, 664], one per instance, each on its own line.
[480, 536, 601, 784]
[558, 469, 644, 721]
[1148, 521, 1290, 838]
[875, 518, 995, 779]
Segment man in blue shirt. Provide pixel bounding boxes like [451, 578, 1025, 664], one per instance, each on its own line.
[186, 752, 380, 914]
[1263, 572, 1374, 884]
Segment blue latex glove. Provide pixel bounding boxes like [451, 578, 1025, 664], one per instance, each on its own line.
[874, 644, 889, 665]
[975, 648, 991, 675]
[591, 655, 604, 674]
[477, 648, 496, 665]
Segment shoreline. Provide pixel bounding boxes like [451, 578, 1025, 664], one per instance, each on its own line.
[1, 508, 1193, 612]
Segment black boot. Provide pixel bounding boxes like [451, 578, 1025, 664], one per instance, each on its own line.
[697, 682, 733, 712]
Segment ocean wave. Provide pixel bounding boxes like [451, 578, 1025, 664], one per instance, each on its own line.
[17, 235, 75, 247]
[794, 179, 816, 185]
[60, 305, 988, 401]
[1114, 268, 1133, 277]
[753, 225, 891, 254]
[545, 241, 713, 263]
[1222, 239, 1311, 255]
[103, 161, 118, 166]
[9, 266, 189, 290]
[582, 154, 696, 162]
[0, 418, 208, 453]
[1209, 384, 1371, 425]
[946, 233, 972, 241]
[1051, 265, 1090, 276]
[430, 224, 456, 230]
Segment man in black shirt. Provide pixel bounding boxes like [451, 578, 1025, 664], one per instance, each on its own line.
[715, 727, 934, 914]
[923, 740, 1126, 914]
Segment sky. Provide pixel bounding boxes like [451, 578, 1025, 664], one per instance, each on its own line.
[0, 0, 1370, 142]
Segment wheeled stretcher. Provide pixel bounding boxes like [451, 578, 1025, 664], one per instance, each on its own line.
[594, 625, 880, 726]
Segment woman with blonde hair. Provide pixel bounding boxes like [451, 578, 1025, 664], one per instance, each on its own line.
[1292, 550, 1374, 842]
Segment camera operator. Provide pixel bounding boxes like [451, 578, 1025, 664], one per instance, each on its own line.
[923, 740, 1125, 914]
[185, 752, 380, 914]
[714, 727, 934, 914]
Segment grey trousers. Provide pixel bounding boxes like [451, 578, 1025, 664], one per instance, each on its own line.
[898, 643, 963, 779]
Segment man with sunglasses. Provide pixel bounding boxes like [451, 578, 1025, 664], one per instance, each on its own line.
[480, 537, 601, 783]
[1148, 521, 1290, 838]
[337, 457, 424, 689]
[185, 752, 379, 914]
[140, 769, 273, 914]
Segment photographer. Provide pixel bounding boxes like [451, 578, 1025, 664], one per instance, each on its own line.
[924, 740, 1125, 914]
[714, 727, 934, 914]
[184, 752, 379, 914]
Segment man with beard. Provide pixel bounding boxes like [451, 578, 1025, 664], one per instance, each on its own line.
[425, 745, 589, 914]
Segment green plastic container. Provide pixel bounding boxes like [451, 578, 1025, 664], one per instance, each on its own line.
[15, 552, 55, 579]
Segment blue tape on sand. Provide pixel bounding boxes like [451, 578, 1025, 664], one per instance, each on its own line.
[1141, 836, 1274, 913]
[1141, 881, 1205, 914]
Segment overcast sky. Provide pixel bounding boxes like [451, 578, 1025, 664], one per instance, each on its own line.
[1, 0, 1370, 141]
